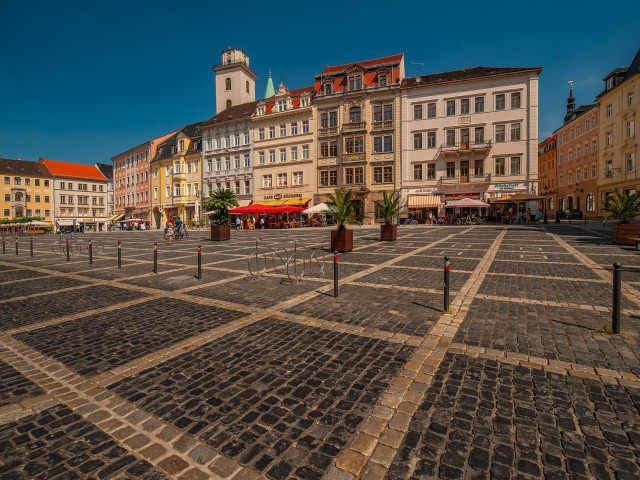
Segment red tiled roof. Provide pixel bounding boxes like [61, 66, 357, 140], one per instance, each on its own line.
[319, 54, 404, 76]
[39, 158, 107, 181]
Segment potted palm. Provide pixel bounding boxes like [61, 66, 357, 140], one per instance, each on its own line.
[605, 189, 640, 245]
[206, 188, 238, 241]
[375, 191, 404, 241]
[326, 188, 359, 252]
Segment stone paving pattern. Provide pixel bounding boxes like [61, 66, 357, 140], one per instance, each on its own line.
[0, 224, 638, 479]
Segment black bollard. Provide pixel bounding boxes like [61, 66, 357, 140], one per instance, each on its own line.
[612, 262, 621, 334]
[117, 241, 122, 269]
[153, 242, 158, 273]
[555, 211, 560, 224]
[30, 238, 33, 257]
[15, 237, 18, 256]
[196, 244, 202, 279]
[89, 240, 93, 265]
[333, 251, 339, 298]
[444, 256, 450, 312]
[66, 238, 70, 262]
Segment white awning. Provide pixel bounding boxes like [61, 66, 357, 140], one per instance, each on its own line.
[408, 195, 442, 209]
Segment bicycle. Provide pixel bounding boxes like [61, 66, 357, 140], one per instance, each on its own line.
[402, 218, 418, 226]
[52, 233, 103, 256]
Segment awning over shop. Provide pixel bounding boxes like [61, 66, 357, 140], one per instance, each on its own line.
[56, 220, 75, 226]
[408, 195, 442, 209]
[256, 198, 311, 207]
[111, 214, 125, 221]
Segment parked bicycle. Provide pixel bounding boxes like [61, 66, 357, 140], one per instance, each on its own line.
[164, 224, 188, 240]
[52, 232, 103, 256]
[401, 218, 418, 226]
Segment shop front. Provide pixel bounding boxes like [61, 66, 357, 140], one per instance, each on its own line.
[406, 189, 443, 223]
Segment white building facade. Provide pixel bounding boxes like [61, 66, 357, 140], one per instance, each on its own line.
[400, 67, 541, 217]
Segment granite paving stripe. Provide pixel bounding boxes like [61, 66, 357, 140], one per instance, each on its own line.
[0, 359, 46, 408]
[0, 275, 90, 301]
[356, 266, 470, 292]
[0, 268, 49, 284]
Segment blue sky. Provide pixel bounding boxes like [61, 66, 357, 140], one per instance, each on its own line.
[1, 0, 638, 165]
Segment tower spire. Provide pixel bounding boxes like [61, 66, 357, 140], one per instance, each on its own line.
[566, 80, 575, 116]
[265, 69, 275, 99]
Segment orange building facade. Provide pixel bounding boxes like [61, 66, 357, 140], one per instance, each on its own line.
[538, 135, 557, 217]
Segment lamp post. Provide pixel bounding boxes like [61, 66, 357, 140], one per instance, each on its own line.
[542, 189, 548, 224]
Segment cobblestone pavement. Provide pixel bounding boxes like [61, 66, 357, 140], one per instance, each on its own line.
[0, 224, 638, 479]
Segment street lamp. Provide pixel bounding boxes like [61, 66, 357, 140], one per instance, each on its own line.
[542, 188, 548, 224]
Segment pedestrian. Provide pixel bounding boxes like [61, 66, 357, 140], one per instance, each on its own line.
[166, 219, 174, 245]
[235, 217, 242, 230]
[260, 217, 265, 229]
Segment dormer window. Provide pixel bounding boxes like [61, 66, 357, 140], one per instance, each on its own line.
[257, 106, 265, 115]
[324, 82, 332, 95]
[179, 140, 185, 151]
[348, 75, 362, 91]
[300, 98, 309, 107]
[278, 101, 288, 112]
[378, 73, 387, 87]
[172, 145, 178, 154]
[606, 77, 614, 90]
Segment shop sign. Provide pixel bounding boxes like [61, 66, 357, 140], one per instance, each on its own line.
[493, 183, 521, 190]
[407, 188, 435, 195]
[263, 192, 303, 200]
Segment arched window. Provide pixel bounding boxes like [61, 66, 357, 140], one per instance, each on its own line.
[225, 78, 231, 90]
[586, 193, 595, 212]
[349, 106, 361, 123]
[246, 81, 249, 94]
[226, 100, 232, 108]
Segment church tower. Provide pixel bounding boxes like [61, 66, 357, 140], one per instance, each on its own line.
[213, 47, 257, 113]
[564, 80, 576, 122]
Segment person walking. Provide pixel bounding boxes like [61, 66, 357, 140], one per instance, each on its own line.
[166, 219, 174, 245]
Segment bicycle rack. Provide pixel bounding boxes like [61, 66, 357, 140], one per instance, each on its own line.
[248, 237, 326, 283]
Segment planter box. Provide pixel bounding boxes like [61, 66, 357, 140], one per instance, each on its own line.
[612, 223, 640, 245]
[380, 224, 398, 241]
[211, 224, 231, 241]
[331, 229, 353, 252]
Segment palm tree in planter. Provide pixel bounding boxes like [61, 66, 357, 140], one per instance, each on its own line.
[375, 191, 404, 241]
[326, 188, 360, 252]
[605, 189, 640, 245]
[206, 188, 238, 241]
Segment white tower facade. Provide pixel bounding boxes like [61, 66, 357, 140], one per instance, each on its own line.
[213, 47, 257, 114]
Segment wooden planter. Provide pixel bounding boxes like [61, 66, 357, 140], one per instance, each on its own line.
[331, 229, 353, 252]
[211, 224, 231, 241]
[612, 223, 640, 245]
[380, 224, 398, 241]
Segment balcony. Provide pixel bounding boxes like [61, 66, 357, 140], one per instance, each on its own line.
[371, 120, 394, 131]
[341, 122, 367, 133]
[172, 172, 186, 182]
[318, 127, 339, 137]
[440, 140, 492, 155]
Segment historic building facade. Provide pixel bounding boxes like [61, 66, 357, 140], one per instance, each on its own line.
[252, 83, 315, 206]
[538, 136, 558, 218]
[554, 88, 598, 214]
[39, 158, 109, 231]
[0, 158, 53, 221]
[213, 47, 257, 114]
[312, 54, 404, 221]
[596, 49, 640, 215]
[150, 123, 203, 229]
[112, 130, 176, 224]
[400, 67, 541, 217]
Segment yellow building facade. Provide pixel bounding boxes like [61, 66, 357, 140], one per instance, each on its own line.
[0, 158, 54, 222]
[150, 123, 203, 229]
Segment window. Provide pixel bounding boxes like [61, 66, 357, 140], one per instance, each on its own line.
[293, 171, 303, 186]
[174, 184, 181, 197]
[4, 194, 9, 201]
[225, 78, 231, 90]
[291, 122, 298, 135]
[511, 92, 521, 108]
[414, 133, 423, 149]
[259, 128, 265, 140]
[383, 104, 393, 121]
[35, 179, 40, 186]
[446, 100, 455, 116]
[446, 162, 455, 178]
[413, 164, 423, 180]
[510, 156, 521, 174]
[475, 127, 484, 144]
[320, 170, 338, 187]
[373, 166, 393, 184]
[348, 75, 362, 91]
[280, 149, 287, 162]
[378, 73, 387, 87]
[374, 135, 393, 153]
[302, 145, 309, 159]
[628, 91, 635, 107]
[495, 94, 505, 110]
[225, 136, 231, 147]
[350, 107, 362, 123]
[606, 131, 613, 146]
[3, 209, 8, 216]
[586, 193, 595, 212]
[427, 163, 436, 179]
[269, 150, 275, 163]
[278, 101, 287, 112]
[344, 167, 364, 184]
[35, 195, 40, 202]
[44, 196, 49, 203]
[592, 163, 597, 178]
[606, 104, 613, 117]
[60, 181, 65, 189]
[568, 171, 573, 184]
[427, 132, 436, 148]
[263, 175, 272, 188]
[460, 98, 469, 114]
[446, 130, 456, 146]
[216, 158, 222, 170]
[495, 157, 505, 175]
[269, 126, 275, 139]
[277, 173, 287, 187]
[569, 149, 573, 162]
[627, 121, 635, 138]
[324, 82, 332, 95]
[584, 166, 588, 180]
[44, 180, 49, 187]
[226, 100, 232, 108]
[320, 141, 338, 157]
[245, 180, 251, 194]
[414, 104, 423, 120]
[427, 102, 436, 118]
[474, 160, 484, 176]
[233, 156, 240, 169]
[511, 123, 521, 141]
[475, 97, 484, 113]
[626, 153, 634, 172]
[244, 133, 250, 144]
[14, 177, 21, 185]
[280, 124, 286, 136]
[244, 154, 251, 167]
[302, 120, 309, 133]
[346, 136, 364, 154]
[291, 147, 298, 160]
[495, 125, 505, 142]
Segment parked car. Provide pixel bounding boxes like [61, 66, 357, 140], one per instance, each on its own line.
[560, 209, 583, 219]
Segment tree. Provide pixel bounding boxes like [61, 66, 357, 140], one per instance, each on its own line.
[326, 189, 360, 230]
[205, 188, 238, 226]
[605, 189, 640, 224]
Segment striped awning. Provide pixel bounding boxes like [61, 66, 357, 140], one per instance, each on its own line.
[111, 213, 125, 221]
[408, 195, 442, 208]
[256, 198, 311, 207]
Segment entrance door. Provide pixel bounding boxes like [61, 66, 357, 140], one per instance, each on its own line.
[568, 197, 574, 209]
[576, 196, 581, 211]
